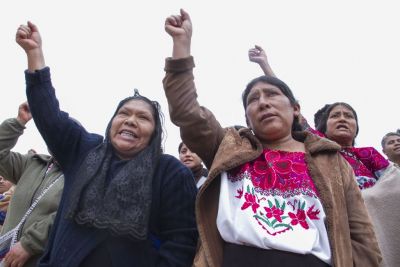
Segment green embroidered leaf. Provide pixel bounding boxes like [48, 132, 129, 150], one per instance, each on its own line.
[271, 219, 277, 226]
[301, 201, 306, 210]
[274, 198, 280, 208]
[254, 215, 271, 227]
[281, 202, 286, 211]
[274, 223, 293, 230]
[281, 216, 288, 220]
[252, 187, 255, 195]
[267, 200, 273, 208]
[247, 185, 251, 193]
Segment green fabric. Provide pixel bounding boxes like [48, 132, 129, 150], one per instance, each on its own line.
[0, 118, 64, 266]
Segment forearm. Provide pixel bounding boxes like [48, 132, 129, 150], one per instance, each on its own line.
[172, 38, 191, 59]
[25, 67, 88, 169]
[259, 61, 276, 77]
[0, 118, 28, 184]
[163, 56, 224, 168]
[25, 67, 65, 148]
[20, 212, 57, 255]
[26, 49, 46, 72]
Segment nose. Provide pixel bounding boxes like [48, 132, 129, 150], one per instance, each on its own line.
[124, 116, 137, 127]
[337, 113, 347, 122]
[258, 95, 271, 110]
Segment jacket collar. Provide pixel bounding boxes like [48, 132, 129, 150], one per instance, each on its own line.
[296, 131, 341, 155]
[32, 153, 54, 164]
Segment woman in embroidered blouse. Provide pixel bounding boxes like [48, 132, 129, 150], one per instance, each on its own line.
[164, 9, 381, 267]
[16, 21, 198, 267]
[313, 103, 389, 189]
[249, 45, 389, 190]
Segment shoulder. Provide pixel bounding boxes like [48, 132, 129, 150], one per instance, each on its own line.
[156, 154, 196, 190]
[303, 131, 341, 155]
[157, 154, 191, 176]
[351, 146, 383, 157]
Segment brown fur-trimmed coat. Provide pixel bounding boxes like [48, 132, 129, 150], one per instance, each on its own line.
[163, 56, 381, 267]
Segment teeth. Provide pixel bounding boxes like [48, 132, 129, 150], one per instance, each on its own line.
[121, 130, 136, 137]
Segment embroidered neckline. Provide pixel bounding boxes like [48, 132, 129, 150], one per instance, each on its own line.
[228, 148, 317, 196]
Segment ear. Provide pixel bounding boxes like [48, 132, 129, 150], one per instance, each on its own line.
[293, 103, 301, 117]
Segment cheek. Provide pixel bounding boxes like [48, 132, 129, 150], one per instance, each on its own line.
[245, 108, 256, 127]
[325, 120, 336, 135]
[110, 118, 121, 134]
[142, 124, 155, 142]
[350, 121, 358, 132]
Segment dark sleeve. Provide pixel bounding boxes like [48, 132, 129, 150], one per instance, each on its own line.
[25, 67, 103, 172]
[156, 158, 198, 267]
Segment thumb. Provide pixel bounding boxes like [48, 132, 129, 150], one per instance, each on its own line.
[180, 8, 191, 22]
[27, 21, 39, 33]
[255, 45, 263, 51]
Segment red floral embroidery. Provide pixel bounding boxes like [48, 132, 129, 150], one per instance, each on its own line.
[241, 192, 259, 213]
[264, 206, 284, 222]
[226, 149, 324, 237]
[289, 209, 309, 229]
[235, 187, 243, 199]
[340, 147, 389, 189]
[228, 149, 318, 196]
[306, 204, 320, 220]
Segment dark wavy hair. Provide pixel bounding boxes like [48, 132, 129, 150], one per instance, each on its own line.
[314, 102, 359, 146]
[105, 89, 164, 155]
[242, 75, 302, 133]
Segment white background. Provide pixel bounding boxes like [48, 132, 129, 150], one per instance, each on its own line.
[0, 1, 398, 158]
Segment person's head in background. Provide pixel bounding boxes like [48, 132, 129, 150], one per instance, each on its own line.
[0, 175, 13, 194]
[179, 142, 204, 172]
[314, 102, 359, 147]
[381, 130, 400, 165]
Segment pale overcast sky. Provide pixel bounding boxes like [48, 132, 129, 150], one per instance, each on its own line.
[1, 1, 398, 158]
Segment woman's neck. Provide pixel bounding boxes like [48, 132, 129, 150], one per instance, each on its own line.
[262, 135, 305, 152]
[328, 135, 353, 148]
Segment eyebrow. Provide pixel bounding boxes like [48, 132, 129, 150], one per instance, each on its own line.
[330, 111, 353, 116]
[248, 87, 280, 97]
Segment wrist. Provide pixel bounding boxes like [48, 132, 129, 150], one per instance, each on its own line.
[27, 49, 46, 72]
[16, 117, 28, 126]
[172, 39, 191, 59]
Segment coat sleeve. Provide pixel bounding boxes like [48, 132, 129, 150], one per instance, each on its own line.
[340, 157, 382, 266]
[156, 162, 198, 267]
[0, 118, 30, 184]
[19, 211, 57, 255]
[25, 67, 103, 172]
[162, 57, 225, 169]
